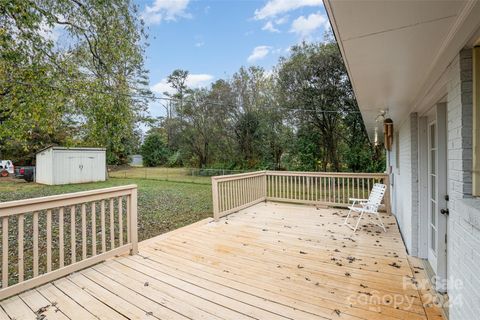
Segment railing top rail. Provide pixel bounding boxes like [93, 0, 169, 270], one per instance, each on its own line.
[0, 184, 137, 216]
[211, 171, 266, 181]
[265, 171, 387, 177]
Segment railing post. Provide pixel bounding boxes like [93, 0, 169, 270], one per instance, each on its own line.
[383, 173, 392, 214]
[129, 187, 138, 255]
[212, 178, 220, 220]
[263, 171, 268, 200]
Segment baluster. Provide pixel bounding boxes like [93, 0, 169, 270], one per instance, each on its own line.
[356, 178, 359, 199]
[227, 181, 231, 209]
[127, 195, 131, 244]
[46, 209, 52, 272]
[249, 177, 252, 202]
[337, 177, 340, 204]
[2, 217, 8, 288]
[362, 178, 365, 199]
[59, 208, 64, 268]
[231, 180, 235, 208]
[18, 214, 24, 282]
[33, 211, 39, 277]
[293, 176, 296, 199]
[235, 180, 239, 207]
[110, 198, 115, 249]
[306, 176, 310, 201]
[101, 200, 106, 253]
[226, 182, 229, 210]
[231, 181, 235, 208]
[239, 179, 242, 205]
[223, 183, 227, 211]
[328, 177, 331, 202]
[92, 202, 97, 255]
[333, 177, 336, 204]
[218, 183, 223, 212]
[302, 176, 305, 200]
[81, 204, 87, 260]
[118, 197, 123, 246]
[347, 178, 350, 201]
[70, 206, 76, 264]
[323, 177, 325, 202]
[287, 175, 290, 199]
[280, 175, 283, 198]
[223, 182, 227, 211]
[239, 179, 243, 206]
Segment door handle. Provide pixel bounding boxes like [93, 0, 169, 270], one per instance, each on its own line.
[440, 208, 449, 216]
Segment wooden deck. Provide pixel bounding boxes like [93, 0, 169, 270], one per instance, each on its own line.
[0, 202, 444, 320]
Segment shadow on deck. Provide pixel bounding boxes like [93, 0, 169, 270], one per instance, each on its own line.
[0, 202, 444, 320]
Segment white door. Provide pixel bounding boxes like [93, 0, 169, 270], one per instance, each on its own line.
[427, 104, 448, 292]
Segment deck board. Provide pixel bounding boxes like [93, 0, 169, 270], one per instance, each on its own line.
[0, 202, 445, 320]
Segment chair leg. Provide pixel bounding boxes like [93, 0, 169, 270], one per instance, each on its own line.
[353, 210, 365, 232]
[344, 208, 353, 226]
[376, 212, 386, 232]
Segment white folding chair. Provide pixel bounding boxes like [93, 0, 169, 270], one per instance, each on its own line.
[344, 183, 387, 232]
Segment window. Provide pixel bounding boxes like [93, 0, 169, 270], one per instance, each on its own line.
[473, 45, 480, 196]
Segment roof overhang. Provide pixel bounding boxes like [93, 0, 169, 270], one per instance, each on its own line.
[324, 0, 480, 141]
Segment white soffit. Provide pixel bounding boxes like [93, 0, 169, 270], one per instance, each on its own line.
[325, 0, 480, 140]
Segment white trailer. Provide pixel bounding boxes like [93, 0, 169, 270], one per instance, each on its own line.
[36, 146, 106, 185]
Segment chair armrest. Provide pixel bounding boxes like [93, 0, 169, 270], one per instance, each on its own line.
[349, 198, 368, 202]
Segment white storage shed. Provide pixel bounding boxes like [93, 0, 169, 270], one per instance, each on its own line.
[36, 147, 106, 185]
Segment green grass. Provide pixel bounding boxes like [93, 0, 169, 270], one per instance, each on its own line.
[0, 178, 213, 241]
[109, 167, 212, 184]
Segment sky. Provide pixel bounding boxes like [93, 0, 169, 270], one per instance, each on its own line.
[136, 0, 331, 118]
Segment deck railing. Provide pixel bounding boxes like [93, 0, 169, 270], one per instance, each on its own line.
[0, 185, 138, 300]
[212, 171, 267, 219]
[212, 171, 390, 219]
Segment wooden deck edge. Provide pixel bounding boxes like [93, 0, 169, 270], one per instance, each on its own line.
[0, 244, 132, 302]
[407, 256, 447, 320]
[138, 217, 214, 248]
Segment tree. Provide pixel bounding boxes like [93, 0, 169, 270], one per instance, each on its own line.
[277, 41, 372, 171]
[177, 82, 235, 168]
[141, 131, 170, 167]
[0, 0, 150, 164]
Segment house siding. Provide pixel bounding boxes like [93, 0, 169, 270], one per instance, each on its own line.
[387, 48, 480, 319]
[391, 114, 418, 254]
[446, 49, 480, 320]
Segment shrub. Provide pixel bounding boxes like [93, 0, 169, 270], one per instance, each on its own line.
[141, 132, 170, 167]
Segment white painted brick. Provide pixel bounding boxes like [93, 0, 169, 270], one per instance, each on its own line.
[446, 49, 479, 320]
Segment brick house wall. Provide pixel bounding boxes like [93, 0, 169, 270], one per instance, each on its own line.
[446, 49, 480, 320]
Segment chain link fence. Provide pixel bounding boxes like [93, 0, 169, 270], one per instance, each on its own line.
[108, 167, 251, 184]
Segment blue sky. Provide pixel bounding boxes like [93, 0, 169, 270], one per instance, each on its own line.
[135, 0, 330, 118]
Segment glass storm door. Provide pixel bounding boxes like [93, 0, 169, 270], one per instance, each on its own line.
[428, 121, 438, 267]
[427, 104, 448, 293]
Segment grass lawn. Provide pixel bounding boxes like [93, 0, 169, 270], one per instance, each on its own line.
[109, 167, 212, 184]
[0, 177, 213, 242]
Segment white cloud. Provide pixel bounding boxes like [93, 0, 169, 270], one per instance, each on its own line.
[151, 73, 215, 95]
[290, 12, 327, 38]
[247, 46, 271, 63]
[275, 16, 289, 25]
[262, 21, 280, 33]
[195, 41, 205, 47]
[186, 74, 214, 86]
[142, 0, 191, 25]
[254, 0, 323, 20]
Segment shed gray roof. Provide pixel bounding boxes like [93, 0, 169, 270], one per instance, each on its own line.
[36, 146, 106, 154]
